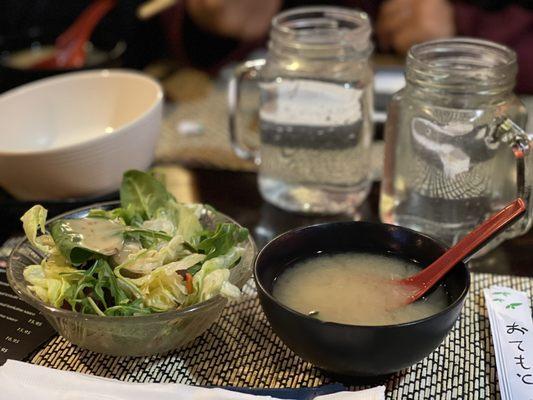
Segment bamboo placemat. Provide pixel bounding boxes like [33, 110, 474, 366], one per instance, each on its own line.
[25, 272, 533, 399]
[156, 75, 257, 172]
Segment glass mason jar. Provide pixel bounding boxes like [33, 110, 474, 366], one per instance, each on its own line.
[380, 38, 532, 251]
[229, 7, 374, 214]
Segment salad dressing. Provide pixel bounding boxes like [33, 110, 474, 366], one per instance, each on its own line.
[61, 218, 124, 255]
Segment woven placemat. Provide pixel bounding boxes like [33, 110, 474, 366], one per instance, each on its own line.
[156, 79, 385, 178]
[27, 272, 533, 399]
[156, 82, 258, 172]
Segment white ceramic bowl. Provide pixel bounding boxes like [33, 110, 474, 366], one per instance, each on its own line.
[0, 69, 163, 200]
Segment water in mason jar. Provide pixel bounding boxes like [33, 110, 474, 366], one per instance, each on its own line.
[381, 103, 518, 245]
[258, 78, 373, 214]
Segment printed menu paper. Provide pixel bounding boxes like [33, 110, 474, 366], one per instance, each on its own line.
[0, 258, 55, 364]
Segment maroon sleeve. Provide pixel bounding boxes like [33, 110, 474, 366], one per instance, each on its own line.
[453, 2, 533, 94]
[159, 3, 267, 74]
[159, 3, 187, 62]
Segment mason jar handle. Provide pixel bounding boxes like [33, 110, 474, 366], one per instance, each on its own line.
[228, 58, 266, 164]
[492, 118, 532, 235]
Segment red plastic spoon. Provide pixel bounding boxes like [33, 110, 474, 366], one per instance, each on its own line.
[398, 198, 526, 304]
[33, 0, 116, 69]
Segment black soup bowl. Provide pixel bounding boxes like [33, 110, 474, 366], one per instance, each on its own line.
[254, 221, 470, 377]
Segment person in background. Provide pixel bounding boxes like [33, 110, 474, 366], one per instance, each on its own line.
[1, 1, 531, 92]
[165, 0, 533, 93]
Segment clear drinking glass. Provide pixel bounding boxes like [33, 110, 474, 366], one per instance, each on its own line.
[380, 38, 532, 250]
[229, 7, 374, 214]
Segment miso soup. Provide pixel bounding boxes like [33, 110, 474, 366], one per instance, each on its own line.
[273, 252, 449, 326]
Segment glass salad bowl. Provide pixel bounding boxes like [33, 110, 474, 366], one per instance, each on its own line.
[7, 201, 256, 356]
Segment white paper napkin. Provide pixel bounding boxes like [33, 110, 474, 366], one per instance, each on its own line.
[484, 285, 533, 400]
[0, 360, 385, 400]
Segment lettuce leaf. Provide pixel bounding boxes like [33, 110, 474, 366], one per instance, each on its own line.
[121, 253, 206, 311]
[111, 239, 143, 266]
[186, 247, 244, 305]
[65, 259, 149, 315]
[192, 223, 249, 260]
[23, 258, 78, 308]
[120, 170, 174, 221]
[114, 234, 188, 275]
[168, 203, 203, 242]
[88, 205, 142, 226]
[20, 205, 53, 253]
[199, 269, 240, 301]
[141, 215, 175, 235]
[119, 171, 203, 242]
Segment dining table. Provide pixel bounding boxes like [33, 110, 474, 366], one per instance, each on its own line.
[1, 62, 533, 399]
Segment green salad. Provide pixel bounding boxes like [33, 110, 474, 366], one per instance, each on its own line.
[20, 170, 249, 316]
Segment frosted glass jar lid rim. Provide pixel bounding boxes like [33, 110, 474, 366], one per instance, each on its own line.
[270, 6, 373, 58]
[406, 38, 517, 91]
